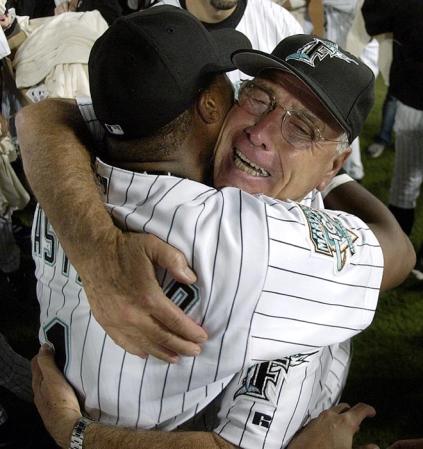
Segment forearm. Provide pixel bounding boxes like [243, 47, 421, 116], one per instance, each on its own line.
[16, 99, 118, 268]
[324, 180, 415, 290]
[84, 425, 236, 449]
[308, 0, 324, 36]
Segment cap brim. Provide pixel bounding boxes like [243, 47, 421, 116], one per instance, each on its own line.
[207, 28, 252, 73]
[232, 49, 351, 141]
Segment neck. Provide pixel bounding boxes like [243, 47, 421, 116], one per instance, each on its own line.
[185, 0, 236, 23]
[105, 135, 212, 185]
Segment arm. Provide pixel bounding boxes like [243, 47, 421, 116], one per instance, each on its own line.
[307, 0, 324, 37]
[324, 179, 416, 291]
[16, 99, 207, 361]
[32, 345, 237, 449]
[388, 440, 423, 449]
[288, 403, 378, 449]
[32, 345, 378, 449]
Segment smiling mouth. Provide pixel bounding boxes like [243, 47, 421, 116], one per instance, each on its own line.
[233, 149, 270, 177]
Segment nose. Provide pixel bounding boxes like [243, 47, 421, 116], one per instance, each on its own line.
[244, 108, 281, 150]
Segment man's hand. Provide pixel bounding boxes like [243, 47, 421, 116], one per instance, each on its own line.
[287, 403, 379, 449]
[32, 345, 82, 449]
[388, 440, 423, 449]
[16, 100, 207, 363]
[80, 231, 208, 363]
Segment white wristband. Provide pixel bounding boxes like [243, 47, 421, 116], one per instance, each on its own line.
[321, 173, 354, 199]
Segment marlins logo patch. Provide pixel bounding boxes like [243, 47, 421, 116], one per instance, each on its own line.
[286, 38, 359, 67]
[300, 205, 358, 272]
[234, 352, 318, 403]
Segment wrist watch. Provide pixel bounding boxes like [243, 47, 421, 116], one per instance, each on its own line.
[69, 417, 93, 449]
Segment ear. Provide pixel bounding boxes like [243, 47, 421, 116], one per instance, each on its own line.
[196, 89, 221, 125]
[316, 147, 352, 191]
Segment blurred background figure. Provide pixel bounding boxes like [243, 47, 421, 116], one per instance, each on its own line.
[362, 0, 423, 280]
[366, 88, 397, 158]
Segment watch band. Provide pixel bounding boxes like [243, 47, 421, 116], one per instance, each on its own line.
[69, 417, 93, 449]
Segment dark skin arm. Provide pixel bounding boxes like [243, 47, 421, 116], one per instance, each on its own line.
[324, 179, 416, 291]
[16, 99, 207, 362]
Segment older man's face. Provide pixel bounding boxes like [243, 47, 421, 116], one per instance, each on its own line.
[213, 71, 349, 201]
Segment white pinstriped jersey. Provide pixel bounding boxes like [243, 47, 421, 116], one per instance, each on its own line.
[33, 162, 383, 428]
[155, 0, 303, 84]
[32, 102, 383, 447]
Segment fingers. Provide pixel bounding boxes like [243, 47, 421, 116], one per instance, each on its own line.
[387, 440, 423, 449]
[150, 294, 207, 345]
[145, 234, 197, 284]
[346, 402, 376, 422]
[332, 402, 351, 413]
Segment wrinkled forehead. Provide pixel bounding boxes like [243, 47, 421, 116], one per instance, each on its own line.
[255, 69, 343, 133]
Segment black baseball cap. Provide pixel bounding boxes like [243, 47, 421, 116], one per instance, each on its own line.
[232, 34, 375, 144]
[89, 5, 251, 139]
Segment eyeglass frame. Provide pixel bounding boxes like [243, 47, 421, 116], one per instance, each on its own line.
[235, 80, 348, 149]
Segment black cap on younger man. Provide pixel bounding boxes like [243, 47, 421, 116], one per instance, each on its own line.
[89, 5, 251, 139]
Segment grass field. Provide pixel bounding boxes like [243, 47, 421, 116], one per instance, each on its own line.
[1, 75, 422, 448]
[341, 76, 423, 448]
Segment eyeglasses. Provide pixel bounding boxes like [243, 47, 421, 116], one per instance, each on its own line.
[236, 80, 347, 150]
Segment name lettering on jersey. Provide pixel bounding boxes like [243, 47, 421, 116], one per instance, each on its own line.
[299, 205, 358, 272]
[234, 352, 318, 403]
[285, 38, 359, 68]
[164, 280, 199, 313]
[43, 318, 70, 373]
[252, 411, 272, 429]
[33, 207, 83, 284]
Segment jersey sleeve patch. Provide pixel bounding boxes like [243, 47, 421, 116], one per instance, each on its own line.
[299, 204, 358, 272]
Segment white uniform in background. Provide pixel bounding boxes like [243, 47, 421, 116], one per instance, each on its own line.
[155, 0, 303, 84]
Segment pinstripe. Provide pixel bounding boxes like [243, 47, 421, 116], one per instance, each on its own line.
[123, 175, 159, 230]
[115, 351, 127, 426]
[269, 265, 380, 290]
[200, 190, 225, 326]
[213, 190, 243, 380]
[143, 178, 185, 233]
[135, 358, 149, 429]
[97, 333, 108, 421]
[158, 364, 172, 423]
[67, 287, 82, 377]
[56, 278, 69, 314]
[262, 289, 375, 311]
[79, 311, 92, 398]
[45, 266, 57, 319]
[268, 216, 305, 225]
[251, 335, 320, 348]
[240, 202, 270, 373]
[282, 367, 309, 447]
[253, 311, 363, 332]
[186, 190, 225, 390]
[238, 402, 256, 447]
[270, 238, 310, 251]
